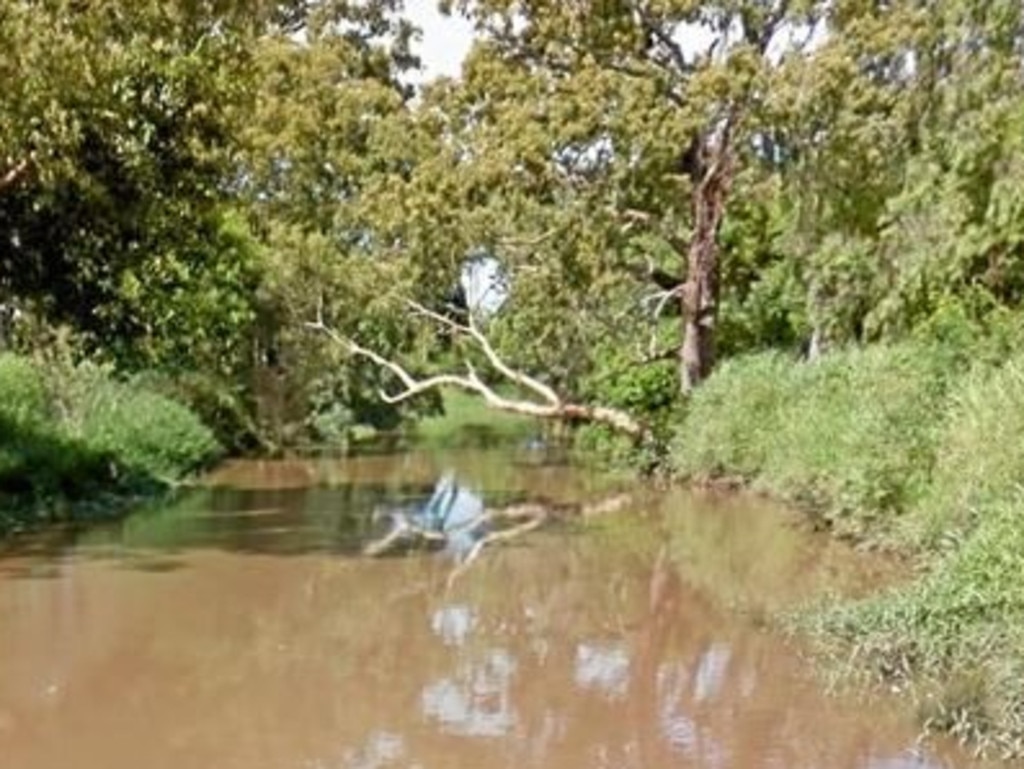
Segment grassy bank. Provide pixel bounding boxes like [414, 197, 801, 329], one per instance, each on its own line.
[0, 353, 221, 536]
[410, 388, 540, 448]
[671, 342, 1024, 756]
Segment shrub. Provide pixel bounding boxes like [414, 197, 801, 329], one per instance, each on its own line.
[58, 363, 221, 482]
[0, 355, 220, 533]
[0, 353, 48, 427]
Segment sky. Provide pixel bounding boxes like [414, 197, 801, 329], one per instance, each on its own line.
[401, 4, 505, 311]
[404, 3, 476, 81]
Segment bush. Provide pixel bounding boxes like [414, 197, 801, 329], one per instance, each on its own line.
[672, 343, 955, 538]
[0, 355, 220, 533]
[72, 372, 222, 481]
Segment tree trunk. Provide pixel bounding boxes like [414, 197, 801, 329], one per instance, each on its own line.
[679, 150, 731, 394]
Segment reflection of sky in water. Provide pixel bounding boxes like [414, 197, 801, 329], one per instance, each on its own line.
[655, 657, 950, 769]
[405, 473, 487, 560]
[414, 632, 953, 768]
[431, 604, 476, 647]
[867, 757, 951, 769]
[574, 643, 631, 700]
[694, 643, 731, 703]
[421, 649, 517, 737]
[657, 661, 730, 767]
[340, 730, 406, 769]
[658, 661, 697, 752]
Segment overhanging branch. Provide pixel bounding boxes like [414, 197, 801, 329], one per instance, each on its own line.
[305, 300, 647, 440]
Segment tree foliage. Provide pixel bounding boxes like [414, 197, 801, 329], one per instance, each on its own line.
[3, 0, 1024, 443]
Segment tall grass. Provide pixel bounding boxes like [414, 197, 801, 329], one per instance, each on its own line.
[673, 343, 954, 539]
[411, 388, 539, 448]
[905, 357, 1024, 550]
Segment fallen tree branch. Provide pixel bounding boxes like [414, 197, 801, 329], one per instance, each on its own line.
[362, 517, 447, 557]
[445, 492, 636, 586]
[446, 514, 547, 588]
[305, 299, 647, 439]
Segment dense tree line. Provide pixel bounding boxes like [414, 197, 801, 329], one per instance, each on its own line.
[3, 0, 1024, 446]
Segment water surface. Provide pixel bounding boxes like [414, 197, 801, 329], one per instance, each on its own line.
[0, 450, 981, 768]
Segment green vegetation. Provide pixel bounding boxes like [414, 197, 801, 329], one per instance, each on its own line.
[672, 343, 1024, 755]
[672, 344, 957, 539]
[5, 0, 1024, 755]
[411, 389, 539, 448]
[0, 353, 219, 535]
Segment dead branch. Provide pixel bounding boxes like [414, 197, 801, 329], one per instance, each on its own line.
[0, 157, 32, 193]
[580, 492, 635, 518]
[364, 491, 638, 587]
[306, 300, 647, 439]
[362, 517, 447, 557]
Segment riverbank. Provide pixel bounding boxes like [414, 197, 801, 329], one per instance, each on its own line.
[0, 353, 221, 536]
[670, 340, 1024, 756]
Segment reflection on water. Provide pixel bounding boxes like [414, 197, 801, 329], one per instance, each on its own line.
[575, 643, 631, 699]
[371, 472, 489, 560]
[421, 647, 518, 737]
[0, 450, 985, 769]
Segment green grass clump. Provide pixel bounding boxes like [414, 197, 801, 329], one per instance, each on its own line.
[810, 492, 1024, 755]
[672, 343, 953, 538]
[904, 356, 1024, 550]
[61, 363, 221, 482]
[0, 354, 49, 427]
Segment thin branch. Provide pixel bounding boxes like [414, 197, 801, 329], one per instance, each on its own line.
[445, 492, 635, 586]
[305, 317, 467, 403]
[405, 300, 562, 406]
[643, 286, 682, 319]
[446, 514, 547, 588]
[363, 518, 447, 557]
[0, 157, 32, 192]
[637, 9, 691, 76]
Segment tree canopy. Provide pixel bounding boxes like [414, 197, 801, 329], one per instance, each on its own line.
[3, 0, 1024, 445]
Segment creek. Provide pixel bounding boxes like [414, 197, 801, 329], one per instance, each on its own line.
[0, 448, 987, 768]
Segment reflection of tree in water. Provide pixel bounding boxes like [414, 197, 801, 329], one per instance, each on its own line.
[350, 502, 943, 769]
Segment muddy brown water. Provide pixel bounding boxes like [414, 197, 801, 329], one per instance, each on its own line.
[0, 449, 986, 769]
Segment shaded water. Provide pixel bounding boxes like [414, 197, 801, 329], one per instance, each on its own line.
[0, 450, 981, 769]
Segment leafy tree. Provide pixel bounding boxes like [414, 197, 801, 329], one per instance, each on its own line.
[431, 0, 823, 393]
[0, 1, 260, 359]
